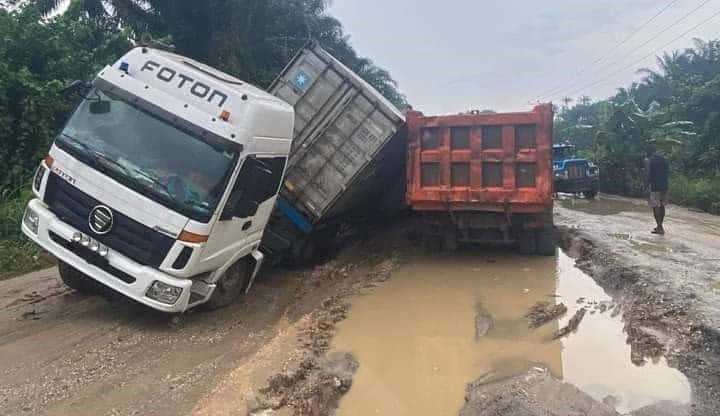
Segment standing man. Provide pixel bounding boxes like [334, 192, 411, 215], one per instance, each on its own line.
[646, 142, 670, 234]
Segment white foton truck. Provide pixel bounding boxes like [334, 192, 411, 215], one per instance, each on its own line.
[21, 47, 294, 312]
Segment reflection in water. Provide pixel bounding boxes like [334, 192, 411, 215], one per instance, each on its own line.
[332, 251, 691, 416]
[560, 194, 647, 216]
[556, 253, 691, 413]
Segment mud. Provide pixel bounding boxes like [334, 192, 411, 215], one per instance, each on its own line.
[560, 200, 720, 415]
[474, 302, 494, 339]
[330, 248, 691, 416]
[461, 367, 692, 416]
[553, 307, 586, 339]
[461, 368, 618, 416]
[526, 301, 567, 329]
[0, 220, 409, 416]
[257, 352, 358, 416]
[2, 196, 719, 415]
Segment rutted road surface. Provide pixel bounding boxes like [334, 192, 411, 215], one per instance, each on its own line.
[0, 196, 719, 415]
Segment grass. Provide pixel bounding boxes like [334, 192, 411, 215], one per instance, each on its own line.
[668, 175, 720, 215]
[0, 182, 55, 280]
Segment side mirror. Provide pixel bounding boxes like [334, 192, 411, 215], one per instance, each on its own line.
[61, 80, 92, 96]
[90, 101, 111, 114]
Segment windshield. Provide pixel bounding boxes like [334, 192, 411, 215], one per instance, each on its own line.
[56, 89, 238, 222]
[553, 146, 574, 161]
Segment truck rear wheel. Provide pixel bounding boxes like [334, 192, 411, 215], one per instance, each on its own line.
[206, 258, 252, 310]
[442, 228, 459, 252]
[535, 227, 557, 256]
[583, 190, 598, 199]
[58, 261, 99, 294]
[290, 238, 317, 267]
[422, 235, 442, 253]
[517, 230, 536, 255]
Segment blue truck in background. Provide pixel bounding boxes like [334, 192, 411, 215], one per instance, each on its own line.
[553, 144, 599, 199]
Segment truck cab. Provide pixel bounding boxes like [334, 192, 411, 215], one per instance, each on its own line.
[552, 144, 599, 199]
[21, 47, 294, 312]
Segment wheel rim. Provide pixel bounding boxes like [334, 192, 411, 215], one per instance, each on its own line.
[219, 263, 245, 293]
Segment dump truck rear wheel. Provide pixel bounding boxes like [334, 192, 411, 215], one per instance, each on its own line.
[58, 261, 99, 294]
[442, 228, 459, 252]
[583, 190, 598, 199]
[206, 258, 252, 310]
[422, 235, 442, 252]
[517, 230, 536, 255]
[535, 227, 557, 256]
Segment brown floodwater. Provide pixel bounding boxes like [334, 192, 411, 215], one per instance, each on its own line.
[331, 250, 690, 416]
[559, 194, 648, 216]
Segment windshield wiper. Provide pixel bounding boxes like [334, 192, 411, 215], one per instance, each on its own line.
[91, 151, 132, 176]
[59, 134, 127, 173]
[59, 133, 92, 153]
[131, 169, 177, 202]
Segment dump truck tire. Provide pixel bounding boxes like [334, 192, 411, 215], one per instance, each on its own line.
[518, 230, 536, 255]
[535, 227, 557, 256]
[206, 258, 252, 310]
[422, 235, 442, 253]
[442, 228, 459, 252]
[583, 190, 598, 199]
[58, 261, 99, 294]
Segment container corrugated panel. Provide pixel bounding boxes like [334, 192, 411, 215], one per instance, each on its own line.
[269, 43, 405, 223]
[406, 104, 554, 214]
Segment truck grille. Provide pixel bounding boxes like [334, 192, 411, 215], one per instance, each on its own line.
[44, 173, 174, 268]
[567, 164, 586, 179]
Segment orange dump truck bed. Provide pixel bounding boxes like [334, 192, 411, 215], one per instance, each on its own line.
[405, 104, 556, 255]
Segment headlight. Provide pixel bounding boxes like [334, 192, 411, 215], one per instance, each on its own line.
[146, 281, 183, 305]
[22, 207, 39, 234]
[33, 165, 46, 191]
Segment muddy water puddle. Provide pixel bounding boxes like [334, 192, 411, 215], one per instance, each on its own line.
[332, 251, 690, 415]
[560, 194, 648, 216]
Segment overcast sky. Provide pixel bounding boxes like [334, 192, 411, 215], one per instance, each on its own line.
[329, 0, 720, 114]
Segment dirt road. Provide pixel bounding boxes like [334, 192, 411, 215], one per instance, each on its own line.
[556, 194, 720, 416]
[0, 224, 403, 416]
[1, 198, 719, 415]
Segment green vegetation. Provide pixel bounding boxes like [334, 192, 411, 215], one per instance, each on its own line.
[555, 39, 720, 214]
[0, 0, 408, 277]
[0, 183, 55, 279]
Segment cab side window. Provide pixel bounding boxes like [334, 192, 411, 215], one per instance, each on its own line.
[221, 156, 287, 220]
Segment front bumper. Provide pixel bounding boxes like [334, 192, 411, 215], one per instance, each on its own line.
[21, 199, 202, 313]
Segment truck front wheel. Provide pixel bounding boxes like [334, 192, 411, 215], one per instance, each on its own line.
[206, 258, 252, 310]
[58, 261, 99, 294]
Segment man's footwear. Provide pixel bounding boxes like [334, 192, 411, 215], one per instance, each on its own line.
[651, 227, 665, 235]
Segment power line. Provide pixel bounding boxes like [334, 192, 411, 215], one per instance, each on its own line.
[548, 7, 720, 101]
[538, 0, 714, 102]
[534, 0, 680, 100]
[589, 0, 681, 67]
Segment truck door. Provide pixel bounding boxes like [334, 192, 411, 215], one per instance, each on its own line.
[202, 156, 287, 264]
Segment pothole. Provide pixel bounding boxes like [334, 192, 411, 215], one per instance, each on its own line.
[331, 250, 691, 415]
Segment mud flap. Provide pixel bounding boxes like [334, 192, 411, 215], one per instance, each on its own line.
[244, 250, 265, 294]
